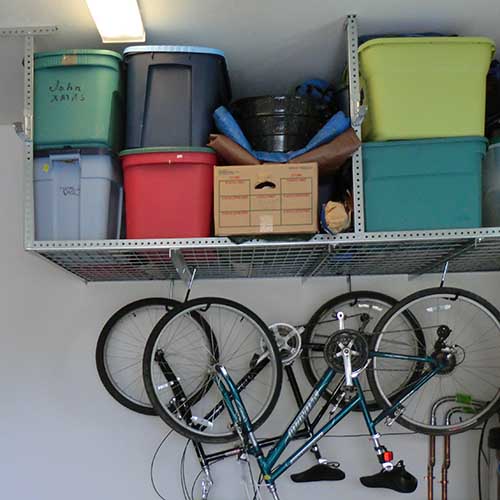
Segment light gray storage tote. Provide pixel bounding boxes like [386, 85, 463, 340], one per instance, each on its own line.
[34, 149, 123, 240]
[483, 144, 500, 227]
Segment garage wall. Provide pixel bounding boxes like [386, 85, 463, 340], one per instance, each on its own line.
[0, 123, 496, 500]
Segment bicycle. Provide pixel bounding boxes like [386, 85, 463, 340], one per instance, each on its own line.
[96, 290, 422, 498]
[142, 288, 500, 499]
[96, 290, 413, 415]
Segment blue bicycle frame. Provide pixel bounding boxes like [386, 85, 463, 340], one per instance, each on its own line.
[214, 350, 438, 487]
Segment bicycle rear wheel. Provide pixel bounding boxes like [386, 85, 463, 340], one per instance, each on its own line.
[301, 291, 424, 410]
[96, 297, 180, 415]
[369, 287, 500, 435]
[143, 297, 283, 443]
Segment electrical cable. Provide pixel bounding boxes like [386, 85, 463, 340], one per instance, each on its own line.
[150, 429, 174, 500]
[478, 416, 492, 500]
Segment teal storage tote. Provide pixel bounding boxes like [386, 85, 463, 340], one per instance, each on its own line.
[34, 50, 123, 151]
[34, 149, 123, 240]
[363, 137, 487, 231]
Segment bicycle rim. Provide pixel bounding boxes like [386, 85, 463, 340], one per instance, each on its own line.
[302, 291, 423, 410]
[143, 297, 283, 443]
[96, 298, 180, 415]
[370, 287, 500, 435]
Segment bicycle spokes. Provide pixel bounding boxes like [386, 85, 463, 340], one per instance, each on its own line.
[370, 288, 500, 434]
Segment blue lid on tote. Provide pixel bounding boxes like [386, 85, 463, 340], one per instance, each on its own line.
[124, 45, 225, 58]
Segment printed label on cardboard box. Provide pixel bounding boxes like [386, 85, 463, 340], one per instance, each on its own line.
[214, 163, 318, 236]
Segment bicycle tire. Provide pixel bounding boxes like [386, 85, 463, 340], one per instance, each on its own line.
[302, 291, 425, 411]
[143, 297, 283, 443]
[369, 287, 500, 435]
[96, 297, 180, 415]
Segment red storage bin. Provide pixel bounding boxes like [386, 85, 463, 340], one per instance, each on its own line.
[120, 147, 216, 238]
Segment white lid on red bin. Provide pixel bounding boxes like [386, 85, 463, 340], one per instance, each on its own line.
[123, 45, 225, 58]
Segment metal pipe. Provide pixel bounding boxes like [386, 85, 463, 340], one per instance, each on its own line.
[428, 434, 436, 500]
[441, 433, 451, 500]
[441, 408, 464, 500]
[430, 396, 457, 425]
[441, 404, 485, 500]
[428, 396, 484, 500]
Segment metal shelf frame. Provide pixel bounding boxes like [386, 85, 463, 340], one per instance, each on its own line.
[15, 17, 500, 282]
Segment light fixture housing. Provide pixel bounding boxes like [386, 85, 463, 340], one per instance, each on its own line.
[86, 0, 145, 43]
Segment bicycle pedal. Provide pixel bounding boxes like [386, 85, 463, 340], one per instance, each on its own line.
[290, 463, 346, 482]
[359, 460, 417, 493]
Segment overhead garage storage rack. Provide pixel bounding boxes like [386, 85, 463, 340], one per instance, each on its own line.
[11, 16, 500, 282]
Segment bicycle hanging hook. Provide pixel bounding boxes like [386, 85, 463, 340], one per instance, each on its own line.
[440, 261, 449, 288]
[184, 268, 197, 302]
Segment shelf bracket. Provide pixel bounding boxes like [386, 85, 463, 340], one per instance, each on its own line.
[301, 244, 333, 283]
[0, 26, 58, 36]
[409, 238, 482, 280]
[12, 121, 25, 141]
[345, 14, 366, 234]
[169, 249, 195, 290]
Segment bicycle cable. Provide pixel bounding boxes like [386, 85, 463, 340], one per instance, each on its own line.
[180, 439, 191, 500]
[325, 431, 417, 438]
[150, 429, 175, 500]
[190, 468, 206, 500]
[251, 472, 263, 500]
[246, 459, 260, 500]
[181, 438, 226, 500]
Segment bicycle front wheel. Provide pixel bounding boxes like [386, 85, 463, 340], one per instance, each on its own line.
[369, 287, 500, 435]
[143, 298, 283, 443]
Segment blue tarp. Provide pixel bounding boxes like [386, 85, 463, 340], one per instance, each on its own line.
[213, 106, 351, 162]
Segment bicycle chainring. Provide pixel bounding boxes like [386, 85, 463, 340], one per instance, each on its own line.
[265, 323, 303, 365]
[324, 329, 370, 374]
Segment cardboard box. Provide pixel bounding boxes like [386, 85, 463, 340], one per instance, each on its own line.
[214, 163, 318, 236]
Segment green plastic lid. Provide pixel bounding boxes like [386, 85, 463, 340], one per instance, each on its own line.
[359, 36, 496, 55]
[119, 146, 215, 157]
[35, 49, 123, 61]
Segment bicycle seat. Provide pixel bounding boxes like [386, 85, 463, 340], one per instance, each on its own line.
[359, 461, 417, 493]
[290, 463, 345, 482]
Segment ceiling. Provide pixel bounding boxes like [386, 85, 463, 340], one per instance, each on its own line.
[1, 0, 500, 124]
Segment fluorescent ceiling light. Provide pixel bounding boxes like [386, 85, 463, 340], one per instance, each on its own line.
[86, 0, 145, 43]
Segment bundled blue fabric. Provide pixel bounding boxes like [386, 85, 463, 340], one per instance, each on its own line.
[489, 60, 500, 80]
[296, 79, 336, 105]
[213, 106, 350, 163]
